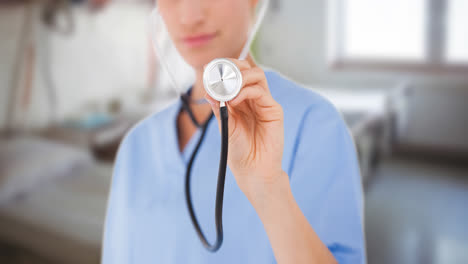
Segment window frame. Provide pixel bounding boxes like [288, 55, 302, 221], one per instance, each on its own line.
[328, 0, 468, 74]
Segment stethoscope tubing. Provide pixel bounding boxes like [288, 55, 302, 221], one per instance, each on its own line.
[184, 103, 228, 252]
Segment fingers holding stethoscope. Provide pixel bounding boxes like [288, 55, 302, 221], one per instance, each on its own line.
[229, 58, 269, 92]
[204, 57, 283, 145]
[204, 59, 276, 111]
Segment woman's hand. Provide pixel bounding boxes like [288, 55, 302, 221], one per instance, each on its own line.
[205, 57, 338, 264]
[204, 57, 286, 205]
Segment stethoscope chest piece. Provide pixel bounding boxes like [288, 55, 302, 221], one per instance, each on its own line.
[203, 58, 242, 102]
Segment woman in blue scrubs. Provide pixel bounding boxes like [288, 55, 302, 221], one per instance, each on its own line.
[102, 0, 365, 263]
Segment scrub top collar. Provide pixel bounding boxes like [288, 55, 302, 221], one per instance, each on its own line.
[168, 93, 216, 168]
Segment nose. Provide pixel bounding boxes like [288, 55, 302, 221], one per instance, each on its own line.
[179, 0, 205, 26]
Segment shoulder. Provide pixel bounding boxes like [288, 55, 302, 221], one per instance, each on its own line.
[115, 100, 179, 164]
[263, 68, 356, 178]
[263, 68, 346, 134]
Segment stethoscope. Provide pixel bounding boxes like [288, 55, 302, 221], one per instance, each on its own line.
[150, 0, 269, 252]
[181, 58, 243, 252]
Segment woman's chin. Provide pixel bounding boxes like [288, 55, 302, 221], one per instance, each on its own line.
[182, 52, 222, 71]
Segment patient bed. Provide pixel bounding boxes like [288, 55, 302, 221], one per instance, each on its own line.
[0, 136, 112, 264]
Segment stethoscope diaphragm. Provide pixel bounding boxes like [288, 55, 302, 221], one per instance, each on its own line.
[203, 58, 243, 103]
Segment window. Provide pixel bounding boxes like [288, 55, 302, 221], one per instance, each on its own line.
[447, 0, 468, 63]
[329, 0, 468, 72]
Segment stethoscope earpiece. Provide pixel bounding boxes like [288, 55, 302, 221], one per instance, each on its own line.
[203, 58, 243, 103]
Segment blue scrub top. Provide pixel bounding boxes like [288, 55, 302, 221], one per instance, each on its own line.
[101, 70, 365, 264]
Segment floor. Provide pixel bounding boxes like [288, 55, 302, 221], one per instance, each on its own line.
[365, 157, 468, 264]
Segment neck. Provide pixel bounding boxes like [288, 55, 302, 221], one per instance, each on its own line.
[190, 70, 206, 102]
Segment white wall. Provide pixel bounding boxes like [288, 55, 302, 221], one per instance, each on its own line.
[256, 0, 468, 151]
[0, 2, 153, 129]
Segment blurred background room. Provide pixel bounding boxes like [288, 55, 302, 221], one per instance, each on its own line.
[0, 0, 467, 263]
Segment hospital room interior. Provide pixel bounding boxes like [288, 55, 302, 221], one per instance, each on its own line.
[1, 0, 467, 263]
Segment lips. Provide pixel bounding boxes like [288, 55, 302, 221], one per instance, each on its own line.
[182, 32, 217, 48]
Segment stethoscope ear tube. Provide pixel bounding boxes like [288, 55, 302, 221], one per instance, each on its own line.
[185, 105, 229, 252]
